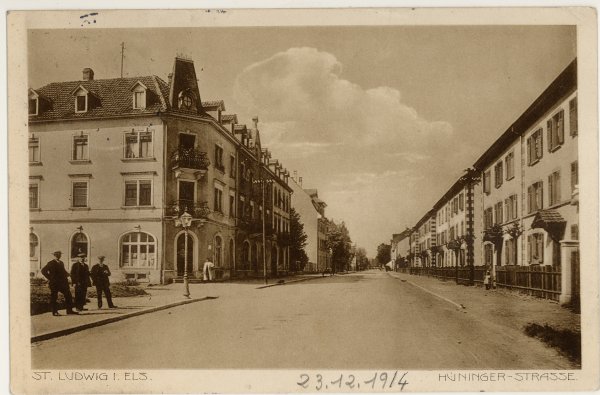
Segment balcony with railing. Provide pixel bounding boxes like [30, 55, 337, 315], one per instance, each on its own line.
[166, 200, 210, 219]
[171, 148, 210, 179]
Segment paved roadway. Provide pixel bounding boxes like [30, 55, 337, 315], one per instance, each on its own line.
[31, 271, 573, 369]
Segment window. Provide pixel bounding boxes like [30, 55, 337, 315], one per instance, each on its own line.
[178, 180, 195, 207]
[571, 224, 579, 240]
[30, 233, 39, 262]
[214, 187, 223, 213]
[214, 145, 224, 172]
[494, 161, 503, 188]
[483, 170, 491, 194]
[214, 236, 222, 267]
[29, 183, 39, 209]
[527, 128, 543, 165]
[125, 130, 153, 158]
[527, 233, 544, 264]
[494, 202, 503, 225]
[76, 94, 87, 113]
[484, 244, 494, 266]
[71, 233, 89, 260]
[120, 232, 156, 268]
[571, 161, 578, 192]
[229, 191, 235, 217]
[547, 110, 565, 151]
[132, 84, 147, 109]
[29, 98, 38, 115]
[72, 135, 89, 161]
[458, 193, 464, 211]
[484, 207, 493, 230]
[72, 181, 88, 208]
[505, 152, 514, 180]
[527, 181, 543, 213]
[29, 136, 40, 163]
[569, 97, 578, 136]
[504, 238, 517, 265]
[230, 155, 236, 178]
[124, 180, 152, 206]
[504, 194, 518, 221]
[548, 171, 561, 206]
[239, 196, 246, 218]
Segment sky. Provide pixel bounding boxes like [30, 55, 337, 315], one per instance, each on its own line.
[29, 26, 577, 256]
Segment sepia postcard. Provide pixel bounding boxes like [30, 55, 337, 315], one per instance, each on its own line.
[7, 7, 600, 394]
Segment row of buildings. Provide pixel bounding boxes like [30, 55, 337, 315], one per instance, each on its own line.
[28, 56, 329, 283]
[390, 59, 579, 304]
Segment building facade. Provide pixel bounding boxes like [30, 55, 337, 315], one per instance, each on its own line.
[29, 56, 293, 284]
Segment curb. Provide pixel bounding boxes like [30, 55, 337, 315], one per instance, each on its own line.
[256, 276, 322, 289]
[31, 296, 218, 343]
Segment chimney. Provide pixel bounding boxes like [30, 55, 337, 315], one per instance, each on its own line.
[82, 68, 94, 81]
[293, 170, 298, 181]
[167, 73, 173, 86]
[252, 116, 259, 130]
[299, 177, 303, 187]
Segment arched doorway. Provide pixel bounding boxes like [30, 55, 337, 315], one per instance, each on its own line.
[176, 232, 194, 276]
[271, 246, 278, 277]
[214, 235, 223, 268]
[70, 232, 89, 262]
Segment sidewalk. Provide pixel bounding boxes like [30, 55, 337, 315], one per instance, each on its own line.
[31, 273, 322, 343]
[387, 271, 580, 334]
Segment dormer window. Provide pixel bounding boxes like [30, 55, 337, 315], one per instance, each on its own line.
[28, 89, 40, 116]
[71, 85, 90, 113]
[131, 81, 148, 110]
[178, 90, 195, 111]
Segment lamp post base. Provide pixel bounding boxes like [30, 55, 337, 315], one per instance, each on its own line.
[183, 276, 191, 299]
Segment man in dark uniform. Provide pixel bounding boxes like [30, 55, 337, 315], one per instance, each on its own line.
[70, 252, 91, 312]
[40, 251, 77, 316]
[90, 255, 117, 309]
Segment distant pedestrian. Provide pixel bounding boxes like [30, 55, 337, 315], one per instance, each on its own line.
[484, 271, 491, 290]
[90, 256, 117, 309]
[203, 257, 215, 282]
[71, 252, 91, 311]
[40, 251, 77, 316]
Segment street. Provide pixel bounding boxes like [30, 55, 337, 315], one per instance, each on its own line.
[31, 271, 574, 369]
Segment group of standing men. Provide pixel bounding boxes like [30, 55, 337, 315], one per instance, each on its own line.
[41, 250, 117, 316]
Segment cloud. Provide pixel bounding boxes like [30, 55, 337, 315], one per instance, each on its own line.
[233, 47, 457, 254]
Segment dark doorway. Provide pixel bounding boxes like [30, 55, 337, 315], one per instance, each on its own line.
[176, 233, 194, 276]
[179, 133, 195, 150]
[271, 246, 278, 277]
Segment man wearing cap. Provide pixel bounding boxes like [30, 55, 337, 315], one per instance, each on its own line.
[41, 251, 77, 316]
[70, 252, 92, 312]
[90, 256, 117, 309]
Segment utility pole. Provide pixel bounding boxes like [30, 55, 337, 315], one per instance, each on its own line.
[120, 42, 125, 78]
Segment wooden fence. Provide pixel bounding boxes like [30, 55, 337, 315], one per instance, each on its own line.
[402, 265, 561, 301]
[495, 265, 561, 301]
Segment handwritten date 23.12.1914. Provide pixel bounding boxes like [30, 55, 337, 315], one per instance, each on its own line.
[297, 371, 408, 391]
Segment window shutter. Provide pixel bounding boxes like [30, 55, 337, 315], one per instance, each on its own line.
[556, 172, 561, 203]
[538, 130, 543, 159]
[527, 235, 532, 263]
[570, 98, 578, 136]
[558, 111, 564, 144]
[526, 137, 531, 165]
[527, 186, 533, 213]
[513, 195, 518, 219]
[537, 235, 544, 264]
[548, 174, 553, 205]
[537, 182, 543, 210]
[547, 120, 553, 151]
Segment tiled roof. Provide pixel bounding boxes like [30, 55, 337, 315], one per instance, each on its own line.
[30, 76, 170, 121]
[532, 209, 565, 227]
[222, 114, 237, 123]
[234, 124, 247, 132]
[201, 100, 225, 110]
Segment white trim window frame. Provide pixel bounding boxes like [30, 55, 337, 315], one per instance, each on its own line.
[548, 170, 561, 206]
[132, 84, 147, 110]
[29, 135, 40, 163]
[72, 133, 89, 161]
[124, 128, 154, 159]
[29, 181, 40, 209]
[120, 231, 157, 269]
[28, 96, 39, 116]
[214, 183, 224, 213]
[124, 179, 153, 207]
[505, 151, 515, 180]
[71, 180, 89, 208]
[75, 92, 88, 113]
[547, 109, 565, 152]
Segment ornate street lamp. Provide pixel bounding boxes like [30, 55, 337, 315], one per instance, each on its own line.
[175, 211, 193, 298]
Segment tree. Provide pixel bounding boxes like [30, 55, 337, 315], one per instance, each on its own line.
[376, 243, 391, 266]
[355, 247, 369, 271]
[326, 220, 353, 273]
[288, 207, 309, 272]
